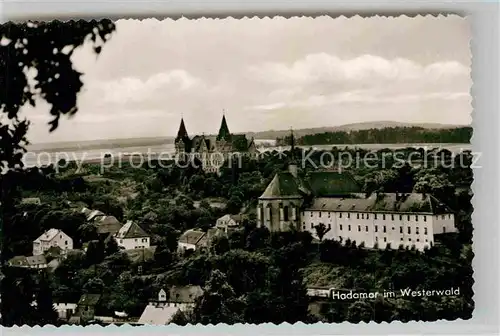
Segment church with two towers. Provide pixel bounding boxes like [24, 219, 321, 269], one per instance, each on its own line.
[174, 114, 258, 174]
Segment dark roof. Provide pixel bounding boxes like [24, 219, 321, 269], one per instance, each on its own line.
[307, 193, 454, 214]
[216, 115, 231, 141]
[178, 230, 207, 246]
[78, 294, 101, 306]
[259, 169, 361, 199]
[229, 214, 243, 223]
[231, 134, 249, 152]
[95, 216, 122, 235]
[168, 285, 203, 303]
[26, 255, 47, 266]
[306, 171, 361, 196]
[116, 221, 149, 239]
[191, 135, 215, 152]
[175, 118, 189, 142]
[259, 172, 308, 199]
[46, 246, 63, 256]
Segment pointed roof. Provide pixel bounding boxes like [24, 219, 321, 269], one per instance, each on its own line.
[216, 114, 231, 141]
[289, 128, 297, 162]
[259, 170, 361, 200]
[175, 118, 189, 141]
[115, 221, 149, 239]
[259, 172, 306, 199]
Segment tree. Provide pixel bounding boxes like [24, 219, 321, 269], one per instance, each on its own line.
[0, 20, 116, 171]
[85, 240, 105, 265]
[1, 21, 116, 326]
[35, 273, 59, 325]
[192, 270, 245, 324]
[211, 235, 230, 255]
[153, 243, 173, 269]
[105, 237, 119, 256]
[313, 223, 330, 242]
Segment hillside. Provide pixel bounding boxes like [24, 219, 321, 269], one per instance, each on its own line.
[27, 121, 467, 151]
[245, 121, 465, 140]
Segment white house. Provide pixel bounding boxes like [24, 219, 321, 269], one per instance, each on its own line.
[33, 229, 73, 256]
[177, 229, 207, 252]
[114, 221, 150, 250]
[53, 303, 77, 320]
[138, 286, 203, 325]
[215, 214, 242, 234]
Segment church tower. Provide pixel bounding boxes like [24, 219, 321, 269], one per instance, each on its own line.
[288, 128, 298, 177]
[257, 128, 303, 232]
[216, 112, 232, 155]
[174, 117, 190, 154]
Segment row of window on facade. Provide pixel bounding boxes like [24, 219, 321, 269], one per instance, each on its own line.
[304, 223, 443, 235]
[118, 238, 149, 243]
[305, 212, 453, 221]
[348, 236, 430, 243]
[259, 206, 297, 222]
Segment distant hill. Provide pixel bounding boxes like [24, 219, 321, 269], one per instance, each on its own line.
[27, 136, 175, 152]
[244, 121, 466, 140]
[28, 121, 467, 152]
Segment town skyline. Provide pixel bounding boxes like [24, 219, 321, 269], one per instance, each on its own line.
[19, 16, 471, 144]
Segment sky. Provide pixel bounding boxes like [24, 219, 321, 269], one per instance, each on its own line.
[21, 16, 472, 144]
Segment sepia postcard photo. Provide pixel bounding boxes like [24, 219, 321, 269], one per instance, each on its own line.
[0, 15, 473, 326]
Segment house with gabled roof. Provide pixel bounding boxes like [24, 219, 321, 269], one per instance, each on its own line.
[80, 207, 105, 222]
[94, 215, 122, 236]
[138, 286, 203, 325]
[177, 229, 207, 253]
[114, 221, 150, 250]
[70, 294, 102, 324]
[33, 228, 73, 256]
[215, 214, 243, 234]
[7, 255, 47, 269]
[257, 130, 457, 252]
[26, 255, 48, 269]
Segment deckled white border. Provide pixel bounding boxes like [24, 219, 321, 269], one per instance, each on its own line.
[1, 1, 498, 335]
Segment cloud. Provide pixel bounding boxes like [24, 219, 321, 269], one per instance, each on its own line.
[245, 53, 471, 113]
[91, 70, 204, 105]
[21, 17, 471, 143]
[249, 53, 469, 85]
[247, 91, 470, 111]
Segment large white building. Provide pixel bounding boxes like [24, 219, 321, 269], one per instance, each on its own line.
[257, 135, 456, 252]
[33, 229, 73, 256]
[300, 193, 456, 251]
[114, 221, 150, 250]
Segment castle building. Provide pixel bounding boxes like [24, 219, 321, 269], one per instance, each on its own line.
[174, 114, 258, 174]
[257, 132, 457, 251]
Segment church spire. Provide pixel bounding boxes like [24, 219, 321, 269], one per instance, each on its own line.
[289, 127, 296, 161]
[216, 110, 231, 141]
[175, 117, 189, 141]
[288, 127, 298, 177]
